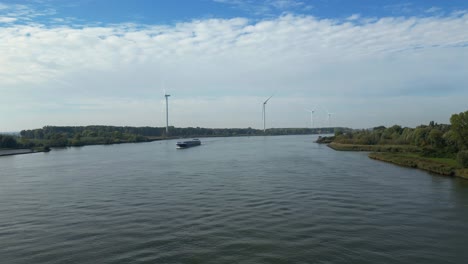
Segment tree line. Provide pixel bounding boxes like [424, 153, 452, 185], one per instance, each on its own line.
[16, 126, 342, 148]
[333, 110, 468, 167]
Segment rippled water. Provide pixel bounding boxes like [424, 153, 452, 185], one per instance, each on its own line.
[1, 135, 468, 263]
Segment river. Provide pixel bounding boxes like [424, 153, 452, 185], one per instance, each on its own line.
[1, 135, 467, 263]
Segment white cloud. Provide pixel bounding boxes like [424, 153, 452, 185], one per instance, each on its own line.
[426, 7, 441, 13]
[384, 3, 413, 14]
[1, 12, 468, 130]
[346, 14, 360, 21]
[267, 0, 305, 9]
[0, 2, 56, 23]
[212, 0, 310, 15]
[0, 16, 16, 23]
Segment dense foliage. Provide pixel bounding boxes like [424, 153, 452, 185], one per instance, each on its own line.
[450, 111, 468, 150]
[458, 151, 468, 168]
[0, 135, 19, 148]
[333, 110, 468, 167]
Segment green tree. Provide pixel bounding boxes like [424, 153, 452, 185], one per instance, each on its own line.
[428, 129, 444, 148]
[413, 126, 430, 147]
[450, 111, 468, 150]
[0, 135, 18, 148]
[457, 150, 468, 168]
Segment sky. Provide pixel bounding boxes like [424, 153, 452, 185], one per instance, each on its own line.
[1, 0, 467, 131]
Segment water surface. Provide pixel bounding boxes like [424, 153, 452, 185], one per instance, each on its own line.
[1, 135, 468, 263]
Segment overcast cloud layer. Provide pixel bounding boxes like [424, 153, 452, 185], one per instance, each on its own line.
[1, 3, 468, 131]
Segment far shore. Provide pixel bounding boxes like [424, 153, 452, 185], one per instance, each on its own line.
[0, 134, 318, 157]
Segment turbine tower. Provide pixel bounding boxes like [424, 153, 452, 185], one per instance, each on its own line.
[262, 95, 273, 133]
[164, 90, 170, 136]
[305, 108, 315, 128]
[327, 111, 333, 127]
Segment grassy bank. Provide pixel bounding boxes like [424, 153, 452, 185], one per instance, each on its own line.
[327, 142, 468, 179]
[328, 142, 420, 153]
[368, 152, 468, 179]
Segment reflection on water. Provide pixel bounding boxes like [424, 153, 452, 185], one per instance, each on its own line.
[1, 135, 467, 263]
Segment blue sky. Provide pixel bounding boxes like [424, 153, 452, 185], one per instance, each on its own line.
[1, 0, 468, 131]
[6, 0, 468, 25]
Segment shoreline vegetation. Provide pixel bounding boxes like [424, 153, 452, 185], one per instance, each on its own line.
[1, 126, 345, 157]
[328, 142, 420, 153]
[368, 152, 468, 179]
[318, 110, 468, 179]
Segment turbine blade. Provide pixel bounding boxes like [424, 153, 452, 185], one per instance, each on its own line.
[264, 94, 273, 104]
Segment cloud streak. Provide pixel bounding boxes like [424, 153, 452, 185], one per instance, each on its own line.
[213, 0, 312, 16]
[1, 8, 468, 130]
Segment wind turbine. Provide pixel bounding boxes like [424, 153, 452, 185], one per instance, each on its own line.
[262, 95, 273, 133]
[305, 108, 315, 128]
[164, 89, 170, 136]
[327, 110, 334, 128]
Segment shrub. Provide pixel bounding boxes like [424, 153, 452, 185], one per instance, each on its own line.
[457, 150, 468, 168]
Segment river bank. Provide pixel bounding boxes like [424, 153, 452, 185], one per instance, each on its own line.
[369, 152, 468, 179]
[328, 142, 420, 152]
[0, 149, 34, 156]
[0, 147, 51, 157]
[325, 143, 468, 180]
